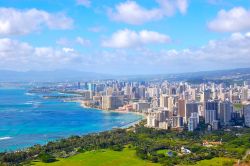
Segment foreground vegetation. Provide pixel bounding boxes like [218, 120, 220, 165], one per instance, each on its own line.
[0, 121, 250, 166]
[31, 147, 160, 166]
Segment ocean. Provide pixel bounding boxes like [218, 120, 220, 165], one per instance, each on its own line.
[0, 87, 142, 152]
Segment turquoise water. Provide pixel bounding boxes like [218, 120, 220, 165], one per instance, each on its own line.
[0, 87, 142, 152]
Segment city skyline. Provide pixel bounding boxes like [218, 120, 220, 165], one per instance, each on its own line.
[1, 0, 250, 74]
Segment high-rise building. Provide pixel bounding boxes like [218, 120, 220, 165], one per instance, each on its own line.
[102, 95, 124, 110]
[106, 87, 114, 96]
[147, 110, 169, 128]
[138, 86, 146, 99]
[147, 115, 157, 128]
[172, 116, 184, 128]
[185, 102, 198, 122]
[169, 87, 177, 95]
[206, 100, 219, 120]
[147, 87, 159, 98]
[133, 102, 150, 112]
[151, 96, 159, 109]
[205, 109, 216, 124]
[178, 99, 185, 117]
[212, 120, 219, 130]
[124, 84, 131, 96]
[160, 94, 169, 108]
[188, 112, 199, 131]
[88, 83, 96, 92]
[131, 87, 139, 99]
[243, 103, 250, 127]
[241, 88, 249, 101]
[219, 101, 232, 125]
[77, 82, 81, 89]
[168, 96, 174, 112]
[189, 88, 196, 101]
[201, 89, 211, 102]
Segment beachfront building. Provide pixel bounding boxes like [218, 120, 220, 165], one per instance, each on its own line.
[102, 95, 124, 110]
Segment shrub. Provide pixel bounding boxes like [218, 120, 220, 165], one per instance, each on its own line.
[38, 153, 56, 163]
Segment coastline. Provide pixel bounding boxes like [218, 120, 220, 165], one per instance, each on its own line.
[0, 88, 146, 153]
[64, 99, 145, 129]
[75, 100, 146, 128]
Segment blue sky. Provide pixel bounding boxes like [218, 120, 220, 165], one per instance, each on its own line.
[0, 0, 250, 75]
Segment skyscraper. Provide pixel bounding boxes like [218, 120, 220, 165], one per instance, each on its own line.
[88, 83, 96, 92]
[206, 100, 219, 120]
[178, 99, 186, 117]
[160, 94, 169, 108]
[102, 95, 124, 110]
[205, 109, 216, 124]
[185, 102, 198, 122]
[243, 103, 250, 127]
[219, 101, 232, 126]
[188, 112, 199, 131]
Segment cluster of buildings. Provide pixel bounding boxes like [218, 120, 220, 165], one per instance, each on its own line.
[72, 80, 250, 132]
[145, 81, 250, 131]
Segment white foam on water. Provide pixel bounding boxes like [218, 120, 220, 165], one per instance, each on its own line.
[0, 137, 12, 140]
[25, 93, 34, 96]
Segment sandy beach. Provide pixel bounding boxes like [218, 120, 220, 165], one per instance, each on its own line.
[76, 100, 146, 128]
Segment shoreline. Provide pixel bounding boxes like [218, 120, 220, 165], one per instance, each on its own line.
[75, 100, 146, 127]
[63, 99, 145, 129]
[0, 92, 145, 153]
[79, 101, 146, 118]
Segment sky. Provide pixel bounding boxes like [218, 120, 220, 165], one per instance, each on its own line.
[0, 0, 250, 75]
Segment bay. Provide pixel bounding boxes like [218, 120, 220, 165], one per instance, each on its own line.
[0, 87, 142, 152]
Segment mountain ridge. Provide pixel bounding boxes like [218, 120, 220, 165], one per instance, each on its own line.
[0, 67, 250, 82]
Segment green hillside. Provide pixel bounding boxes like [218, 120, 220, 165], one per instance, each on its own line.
[32, 147, 160, 166]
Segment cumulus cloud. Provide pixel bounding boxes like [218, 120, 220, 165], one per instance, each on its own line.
[208, 7, 250, 32]
[0, 38, 81, 71]
[76, 37, 91, 46]
[1, 32, 250, 74]
[97, 32, 250, 74]
[102, 29, 171, 48]
[108, 0, 188, 25]
[0, 8, 73, 36]
[76, 0, 91, 7]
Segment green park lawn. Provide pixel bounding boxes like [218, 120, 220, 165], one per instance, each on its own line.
[31, 147, 160, 166]
[156, 149, 169, 155]
[191, 157, 235, 166]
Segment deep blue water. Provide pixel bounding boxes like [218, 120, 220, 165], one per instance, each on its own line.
[0, 87, 142, 152]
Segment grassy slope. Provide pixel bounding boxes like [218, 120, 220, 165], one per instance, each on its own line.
[191, 157, 235, 166]
[32, 148, 160, 166]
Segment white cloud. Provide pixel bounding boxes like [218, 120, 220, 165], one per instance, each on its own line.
[208, 7, 250, 32]
[156, 0, 188, 15]
[0, 38, 81, 71]
[76, 37, 91, 46]
[108, 0, 188, 25]
[63, 47, 75, 53]
[102, 29, 171, 48]
[1, 32, 250, 74]
[76, 0, 91, 7]
[56, 37, 91, 47]
[98, 32, 250, 74]
[0, 8, 73, 36]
